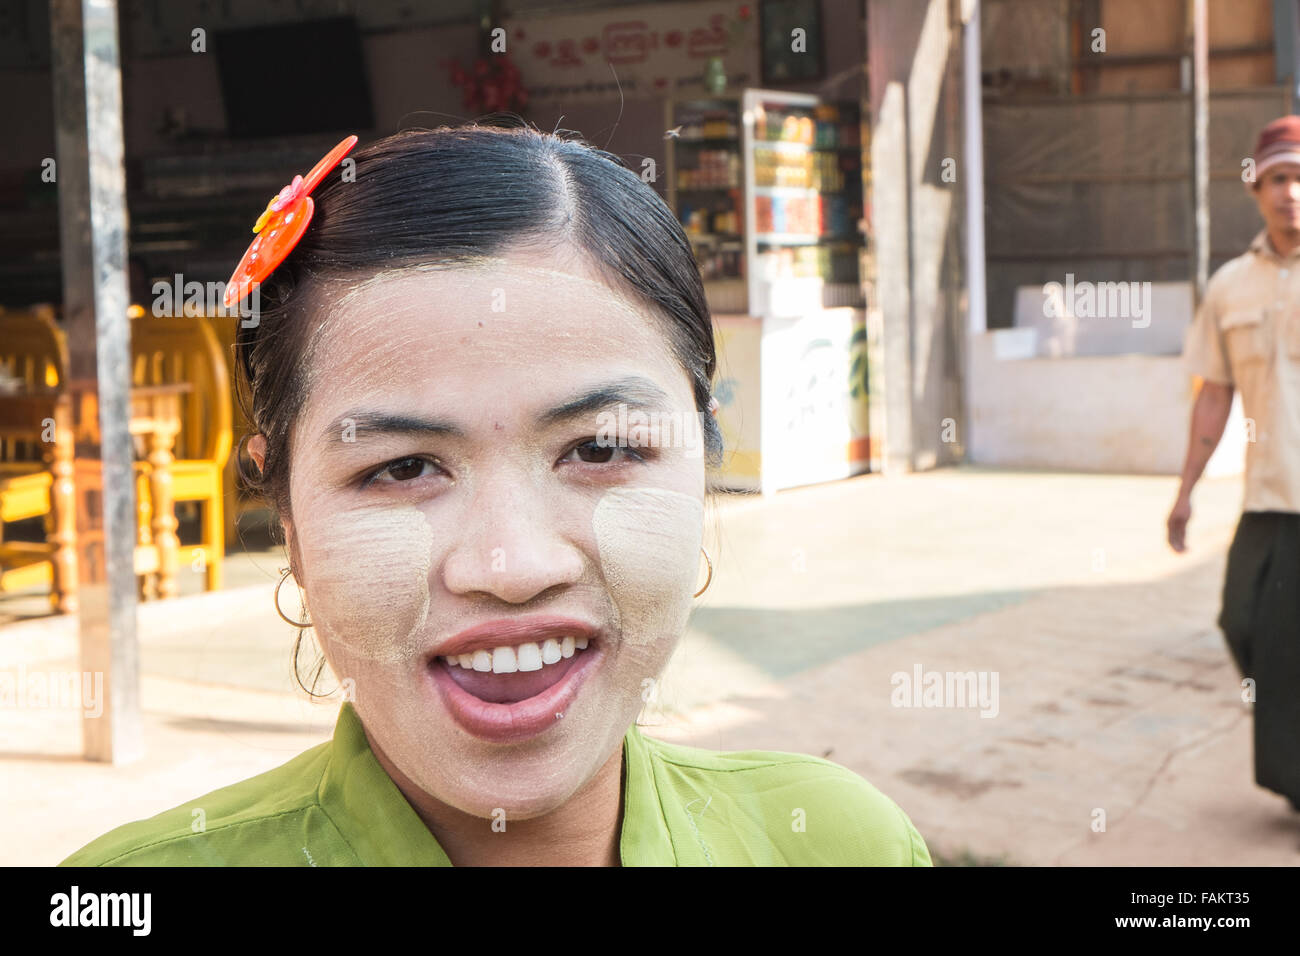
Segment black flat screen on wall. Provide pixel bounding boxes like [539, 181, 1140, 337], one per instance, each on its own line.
[215, 17, 373, 138]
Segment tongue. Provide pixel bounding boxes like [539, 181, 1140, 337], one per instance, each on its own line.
[440, 652, 582, 704]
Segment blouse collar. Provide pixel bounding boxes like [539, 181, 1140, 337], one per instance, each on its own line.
[319, 702, 679, 866]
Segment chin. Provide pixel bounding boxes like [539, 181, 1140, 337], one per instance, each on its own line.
[445, 779, 580, 821]
[415, 728, 612, 821]
[358, 674, 629, 821]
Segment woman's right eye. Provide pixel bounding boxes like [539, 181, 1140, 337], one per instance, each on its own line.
[361, 456, 443, 488]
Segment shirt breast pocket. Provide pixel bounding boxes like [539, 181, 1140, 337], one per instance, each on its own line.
[1221, 309, 1270, 367]
[1285, 306, 1300, 361]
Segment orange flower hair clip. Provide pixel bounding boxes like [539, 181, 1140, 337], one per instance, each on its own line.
[223, 134, 359, 308]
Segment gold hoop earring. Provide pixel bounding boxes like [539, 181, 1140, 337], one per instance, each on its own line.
[694, 546, 713, 598]
[275, 567, 313, 628]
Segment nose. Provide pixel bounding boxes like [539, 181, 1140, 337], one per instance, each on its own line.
[440, 464, 586, 605]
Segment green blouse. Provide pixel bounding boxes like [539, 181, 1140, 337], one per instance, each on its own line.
[60, 702, 931, 866]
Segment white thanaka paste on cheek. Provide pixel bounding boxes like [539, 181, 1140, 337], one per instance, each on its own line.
[299, 505, 435, 666]
[593, 487, 704, 648]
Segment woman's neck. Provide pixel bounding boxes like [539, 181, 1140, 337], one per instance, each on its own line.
[368, 734, 626, 867]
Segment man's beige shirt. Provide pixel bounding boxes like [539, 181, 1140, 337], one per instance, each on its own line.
[1184, 229, 1300, 513]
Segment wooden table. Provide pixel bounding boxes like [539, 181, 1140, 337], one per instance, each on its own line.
[127, 383, 189, 600]
[0, 381, 189, 610]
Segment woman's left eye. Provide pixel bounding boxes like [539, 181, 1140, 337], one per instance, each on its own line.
[563, 439, 650, 466]
[362, 456, 442, 487]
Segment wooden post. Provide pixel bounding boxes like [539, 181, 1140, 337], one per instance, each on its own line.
[50, 0, 142, 764]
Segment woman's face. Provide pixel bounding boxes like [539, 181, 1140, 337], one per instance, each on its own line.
[280, 248, 708, 820]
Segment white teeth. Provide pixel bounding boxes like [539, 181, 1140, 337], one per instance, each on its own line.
[442, 636, 593, 670]
[516, 642, 543, 671]
[492, 646, 518, 674]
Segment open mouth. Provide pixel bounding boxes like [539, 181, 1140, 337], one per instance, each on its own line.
[426, 634, 602, 743]
[437, 636, 593, 704]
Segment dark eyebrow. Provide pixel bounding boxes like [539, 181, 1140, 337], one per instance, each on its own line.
[319, 411, 466, 445]
[320, 376, 678, 445]
[536, 377, 676, 429]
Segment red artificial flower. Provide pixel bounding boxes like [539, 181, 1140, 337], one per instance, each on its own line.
[223, 136, 358, 308]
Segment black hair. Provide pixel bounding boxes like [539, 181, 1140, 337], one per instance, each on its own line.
[236, 122, 722, 521]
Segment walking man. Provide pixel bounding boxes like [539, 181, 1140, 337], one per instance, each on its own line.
[1169, 115, 1300, 812]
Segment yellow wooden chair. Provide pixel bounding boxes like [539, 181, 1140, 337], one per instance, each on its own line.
[0, 305, 76, 610]
[130, 306, 233, 591]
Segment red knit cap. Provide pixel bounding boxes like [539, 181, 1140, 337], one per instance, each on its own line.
[1254, 115, 1300, 176]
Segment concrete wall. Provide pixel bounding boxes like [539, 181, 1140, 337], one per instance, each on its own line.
[968, 328, 1246, 475]
[1013, 279, 1193, 357]
[868, 0, 967, 473]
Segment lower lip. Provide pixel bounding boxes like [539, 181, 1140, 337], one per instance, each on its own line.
[427, 644, 603, 743]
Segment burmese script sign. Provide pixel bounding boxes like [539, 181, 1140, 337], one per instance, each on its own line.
[504, 1, 760, 103]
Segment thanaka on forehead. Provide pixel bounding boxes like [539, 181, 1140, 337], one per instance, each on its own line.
[316, 376, 679, 447]
[317, 254, 658, 329]
[292, 254, 677, 403]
